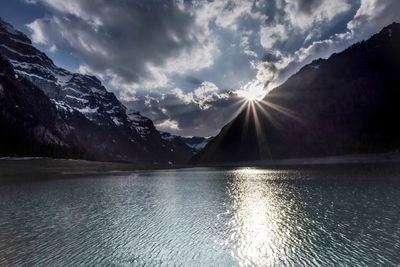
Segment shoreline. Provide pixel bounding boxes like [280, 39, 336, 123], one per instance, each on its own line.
[191, 152, 400, 168]
[1, 152, 400, 182]
[0, 158, 150, 182]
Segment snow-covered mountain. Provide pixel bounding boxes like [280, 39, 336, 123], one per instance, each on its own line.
[0, 18, 192, 164]
[160, 132, 212, 154]
[0, 55, 88, 159]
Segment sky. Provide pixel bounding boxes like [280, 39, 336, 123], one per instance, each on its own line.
[0, 0, 399, 137]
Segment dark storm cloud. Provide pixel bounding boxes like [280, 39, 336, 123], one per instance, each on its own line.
[297, 0, 322, 14]
[27, 0, 198, 85]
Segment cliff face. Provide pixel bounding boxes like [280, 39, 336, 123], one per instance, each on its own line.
[0, 56, 88, 158]
[193, 23, 400, 163]
[0, 18, 192, 164]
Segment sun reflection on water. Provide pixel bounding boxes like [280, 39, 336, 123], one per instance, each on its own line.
[225, 168, 302, 266]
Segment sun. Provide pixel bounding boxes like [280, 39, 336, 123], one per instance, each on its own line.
[236, 83, 266, 102]
[245, 91, 261, 101]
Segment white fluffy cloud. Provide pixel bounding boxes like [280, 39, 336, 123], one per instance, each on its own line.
[26, 19, 47, 44]
[155, 119, 179, 132]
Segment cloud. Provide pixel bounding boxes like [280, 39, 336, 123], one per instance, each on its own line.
[260, 23, 288, 49]
[259, 0, 351, 51]
[155, 119, 179, 132]
[48, 44, 56, 52]
[284, 0, 351, 30]
[26, 0, 219, 91]
[25, 0, 274, 94]
[348, 0, 400, 39]
[194, 81, 218, 99]
[26, 19, 47, 44]
[296, 0, 322, 14]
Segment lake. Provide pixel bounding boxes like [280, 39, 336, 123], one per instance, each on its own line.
[0, 164, 400, 266]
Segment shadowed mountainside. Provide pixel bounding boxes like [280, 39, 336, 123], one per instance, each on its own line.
[0, 56, 89, 159]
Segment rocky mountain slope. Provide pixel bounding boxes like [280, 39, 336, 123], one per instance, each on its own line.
[193, 22, 400, 163]
[0, 55, 88, 158]
[0, 18, 192, 164]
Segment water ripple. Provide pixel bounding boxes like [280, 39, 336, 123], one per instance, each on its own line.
[0, 165, 400, 265]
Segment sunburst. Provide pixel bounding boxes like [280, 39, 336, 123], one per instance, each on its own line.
[230, 85, 302, 159]
[236, 84, 266, 102]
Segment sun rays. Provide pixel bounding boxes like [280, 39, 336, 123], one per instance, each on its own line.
[197, 88, 300, 162]
[234, 89, 301, 130]
[226, 88, 303, 159]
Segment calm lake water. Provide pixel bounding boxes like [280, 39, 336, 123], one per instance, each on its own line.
[0, 165, 400, 266]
